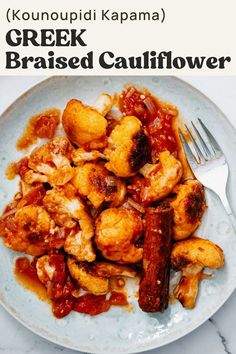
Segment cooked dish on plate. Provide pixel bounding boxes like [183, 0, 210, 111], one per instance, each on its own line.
[0, 85, 224, 318]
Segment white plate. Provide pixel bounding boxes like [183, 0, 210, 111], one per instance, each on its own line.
[0, 76, 236, 354]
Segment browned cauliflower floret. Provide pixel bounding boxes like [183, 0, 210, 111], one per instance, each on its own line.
[67, 257, 109, 295]
[171, 237, 224, 308]
[95, 207, 143, 263]
[72, 162, 126, 208]
[105, 116, 148, 177]
[23, 137, 74, 186]
[140, 151, 183, 203]
[67, 257, 136, 296]
[170, 180, 206, 240]
[43, 183, 95, 262]
[62, 99, 108, 149]
[173, 263, 204, 309]
[2, 205, 53, 256]
[171, 237, 224, 269]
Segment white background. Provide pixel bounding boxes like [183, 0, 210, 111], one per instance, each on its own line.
[1, 0, 236, 75]
[0, 76, 236, 354]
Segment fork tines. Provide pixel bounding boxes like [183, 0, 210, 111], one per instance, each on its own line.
[179, 118, 223, 165]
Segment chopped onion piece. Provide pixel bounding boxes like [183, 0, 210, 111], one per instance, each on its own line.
[127, 198, 145, 214]
[106, 108, 123, 121]
[143, 97, 156, 116]
[161, 106, 177, 116]
[1, 208, 17, 219]
[126, 87, 136, 98]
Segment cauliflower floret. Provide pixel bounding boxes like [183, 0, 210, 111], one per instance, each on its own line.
[67, 257, 109, 295]
[36, 255, 56, 284]
[64, 227, 95, 262]
[92, 262, 136, 278]
[105, 116, 148, 177]
[173, 263, 204, 309]
[23, 137, 74, 186]
[171, 237, 224, 269]
[2, 205, 53, 256]
[62, 99, 108, 149]
[140, 151, 183, 203]
[92, 93, 113, 116]
[171, 237, 224, 308]
[170, 180, 206, 240]
[95, 207, 143, 263]
[72, 148, 106, 167]
[43, 184, 96, 262]
[15, 205, 51, 234]
[67, 257, 135, 296]
[43, 184, 86, 221]
[72, 162, 126, 208]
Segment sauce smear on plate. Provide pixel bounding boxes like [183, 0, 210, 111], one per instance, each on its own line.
[15, 257, 47, 301]
[17, 109, 60, 151]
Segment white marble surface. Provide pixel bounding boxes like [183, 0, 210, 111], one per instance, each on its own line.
[0, 76, 236, 354]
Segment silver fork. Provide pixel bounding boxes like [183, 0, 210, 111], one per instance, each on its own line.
[179, 118, 236, 232]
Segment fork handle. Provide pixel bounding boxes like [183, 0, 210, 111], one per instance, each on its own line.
[218, 191, 236, 233]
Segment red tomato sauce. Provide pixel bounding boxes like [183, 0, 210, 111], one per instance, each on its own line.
[47, 227, 69, 250]
[15, 257, 47, 301]
[73, 291, 129, 316]
[52, 297, 75, 319]
[73, 294, 110, 316]
[109, 291, 128, 306]
[16, 109, 60, 151]
[41, 252, 76, 318]
[5, 162, 18, 180]
[14, 255, 76, 319]
[14, 256, 129, 318]
[34, 114, 60, 139]
[119, 87, 178, 162]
